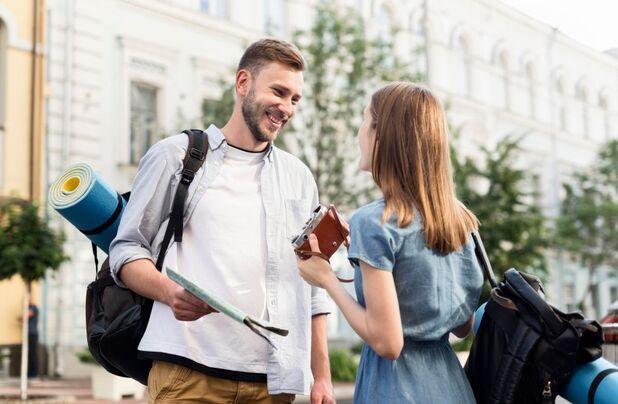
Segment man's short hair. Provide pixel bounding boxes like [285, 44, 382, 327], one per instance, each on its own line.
[238, 39, 305, 75]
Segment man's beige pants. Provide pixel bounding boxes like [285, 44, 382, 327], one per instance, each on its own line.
[147, 361, 295, 403]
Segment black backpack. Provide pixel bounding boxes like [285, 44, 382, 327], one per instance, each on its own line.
[85, 129, 208, 385]
[466, 232, 604, 403]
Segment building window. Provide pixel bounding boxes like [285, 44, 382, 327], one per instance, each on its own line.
[563, 282, 576, 312]
[130, 82, 159, 165]
[199, 0, 228, 18]
[610, 285, 618, 304]
[454, 35, 472, 96]
[376, 5, 393, 42]
[554, 77, 567, 131]
[263, 0, 285, 36]
[409, 10, 425, 38]
[497, 51, 510, 110]
[525, 63, 535, 119]
[576, 85, 589, 137]
[599, 94, 611, 139]
[375, 5, 395, 68]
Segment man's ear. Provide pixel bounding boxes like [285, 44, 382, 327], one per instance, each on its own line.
[236, 69, 251, 98]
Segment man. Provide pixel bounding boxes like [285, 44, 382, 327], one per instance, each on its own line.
[109, 39, 335, 403]
[27, 300, 39, 378]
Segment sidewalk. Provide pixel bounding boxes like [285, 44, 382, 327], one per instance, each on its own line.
[0, 377, 355, 403]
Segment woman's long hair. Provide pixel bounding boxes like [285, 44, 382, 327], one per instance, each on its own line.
[370, 82, 478, 253]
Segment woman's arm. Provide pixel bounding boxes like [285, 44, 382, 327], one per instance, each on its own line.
[298, 234, 403, 360]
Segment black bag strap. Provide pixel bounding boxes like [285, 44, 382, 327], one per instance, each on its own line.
[588, 368, 618, 404]
[471, 231, 498, 288]
[154, 129, 208, 271]
[489, 320, 541, 403]
[91, 192, 131, 276]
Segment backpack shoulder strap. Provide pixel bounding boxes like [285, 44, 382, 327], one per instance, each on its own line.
[155, 129, 208, 270]
[489, 319, 541, 403]
[471, 231, 498, 288]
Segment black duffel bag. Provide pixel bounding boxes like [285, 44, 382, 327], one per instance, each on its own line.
[466, 232, 604, 403]
[85, 129, 208, 384]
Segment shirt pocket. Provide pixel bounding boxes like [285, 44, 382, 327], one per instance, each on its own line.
[284, 199, 311, 240]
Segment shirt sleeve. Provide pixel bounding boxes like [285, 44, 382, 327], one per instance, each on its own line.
[109, 140, 179, 287]
[347, 209, 397, 272]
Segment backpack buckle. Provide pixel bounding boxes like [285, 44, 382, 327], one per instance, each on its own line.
[180, 168, 195, 184]
[189, 147, 205, 161]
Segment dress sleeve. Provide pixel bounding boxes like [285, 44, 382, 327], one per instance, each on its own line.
[347, 209, 397, 272]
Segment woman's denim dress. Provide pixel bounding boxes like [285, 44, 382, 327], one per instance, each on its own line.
[348, 199, 483, 403]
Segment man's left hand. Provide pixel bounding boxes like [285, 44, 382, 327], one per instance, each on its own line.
[311, 379, 336, 404]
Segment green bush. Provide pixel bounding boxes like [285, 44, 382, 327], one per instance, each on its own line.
[329, 349, 357, 382]
[75, 349, 97, 365]
[451, 334, 473, 352]
[350, 341, 364, 355]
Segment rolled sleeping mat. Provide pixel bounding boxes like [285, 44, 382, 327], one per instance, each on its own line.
[472, 303, 618, 404]
[49, 163, 126, 254]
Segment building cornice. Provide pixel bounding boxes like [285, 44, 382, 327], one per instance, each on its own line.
[120, 0, 262, 42]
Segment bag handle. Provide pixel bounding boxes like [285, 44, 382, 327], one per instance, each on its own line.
[504, 268, 564, 336]
[471, 231, 498, 289]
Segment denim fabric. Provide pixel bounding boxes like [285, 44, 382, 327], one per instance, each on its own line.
[348, 199, 482, 403]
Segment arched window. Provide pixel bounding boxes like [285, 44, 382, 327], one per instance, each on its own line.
[525, 63, 535, 118]
[453, 34, 472, 96]
[554, 76, 567, 131]
[199, 0, 228, 18]
[576, 84, 589, 137]
[263, 0, 285, 37]
[599, 93, 611, 139]
[496, 51, 510, 110]
[376, 4, 393, 43]
[409, 9, 425, 39]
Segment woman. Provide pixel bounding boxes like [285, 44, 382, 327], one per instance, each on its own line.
[297, 82, 483, 403]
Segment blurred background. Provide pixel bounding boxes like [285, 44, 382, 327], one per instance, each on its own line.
[0, 0, 615, 401]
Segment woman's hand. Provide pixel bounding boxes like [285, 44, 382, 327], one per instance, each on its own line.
[297, 234, 338, 289]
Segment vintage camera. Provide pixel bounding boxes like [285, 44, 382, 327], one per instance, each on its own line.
[292, 204, 349, 261]
[292, 205, 329, 249]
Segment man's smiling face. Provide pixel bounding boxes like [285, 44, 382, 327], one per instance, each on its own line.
[241, 62, 303, 143]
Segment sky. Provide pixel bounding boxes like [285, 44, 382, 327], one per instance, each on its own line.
[498, 0, 618, 53]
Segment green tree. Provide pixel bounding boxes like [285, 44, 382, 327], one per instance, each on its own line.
[0, 198, 68, 399]
[555, 139, 618, 316]
[202, 5, 420, 212]
[451, 135, 549, 286]
[201, 80, 235, 129]
[287, 5, 419, 211]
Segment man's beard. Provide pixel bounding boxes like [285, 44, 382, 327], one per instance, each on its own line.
[241, 87, 287, 143]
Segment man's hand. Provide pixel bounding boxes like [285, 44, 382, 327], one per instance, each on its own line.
[165, 282, 218, 321]
[311, 378, 336, 404]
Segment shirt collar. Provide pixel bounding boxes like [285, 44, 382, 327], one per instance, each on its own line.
[205, 124, 274, 162]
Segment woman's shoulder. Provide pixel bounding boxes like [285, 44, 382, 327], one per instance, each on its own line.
[351, 199, 386, 221]
[350, 199, 422, 235]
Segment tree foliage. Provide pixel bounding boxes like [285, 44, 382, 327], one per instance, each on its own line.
[0, 198, 67, 284]
[555, 139, 618, 311]
[451, 136, 549, 283]
[201, 80, 235, 129]
[286, 5, 419, 211]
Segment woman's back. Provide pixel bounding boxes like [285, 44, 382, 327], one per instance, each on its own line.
[348, 199, 483, 403]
